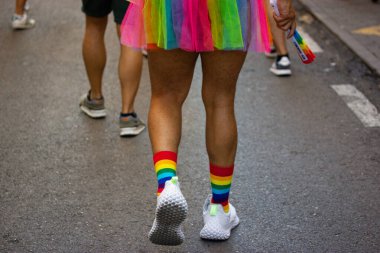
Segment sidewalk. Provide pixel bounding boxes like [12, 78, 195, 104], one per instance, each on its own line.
[298, 0, 380, 76]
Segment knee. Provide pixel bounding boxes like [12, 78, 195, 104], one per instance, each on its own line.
[202, 89, 235, 110]
[151, 87, 188, 107]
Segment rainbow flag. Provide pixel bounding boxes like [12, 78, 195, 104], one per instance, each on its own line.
[270, 0, 315, 64]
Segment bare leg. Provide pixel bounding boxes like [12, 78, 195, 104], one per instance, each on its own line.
[148, 50, 198, 153]
[201, 51, 247, 166]
[265, 0, 288, 55]
[82, 16, 108, 99]
[116, 25, 143, 114]
[15, 0, 27, 15]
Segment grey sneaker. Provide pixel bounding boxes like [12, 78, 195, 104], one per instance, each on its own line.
[270, 55, 292, 76]
[79, 91, 106, 118]
[11, 13, 35, 30]
[119, 112, 145, 136]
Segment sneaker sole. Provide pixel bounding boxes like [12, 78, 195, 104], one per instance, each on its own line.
[80, 105, 106, 118]
[200, 216, 240, 241]
[12, 19, 35, 30]
[12, 24, 35, 30]
[120, 125, 145, 136]
[270, 67, 292, 76]
[149, 193, 188, 245]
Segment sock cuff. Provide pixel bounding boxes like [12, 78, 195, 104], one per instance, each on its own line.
[210, 163, 234, 177]
[153, 151, 177, 164]
[120, 112, 137, 118]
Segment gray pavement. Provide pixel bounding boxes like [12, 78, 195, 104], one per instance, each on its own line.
[1, 1, 380, 252]
[298, 0, 380, 75]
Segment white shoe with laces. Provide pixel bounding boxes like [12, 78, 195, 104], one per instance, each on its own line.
[149, 176, 188, 246]
[11, 13, 35, 30]
[270, 55, 292, 76]
[200, 195, 239, 241]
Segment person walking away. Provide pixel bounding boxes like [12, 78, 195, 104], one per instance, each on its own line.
[265, 0, 292, 76]
[121, 0, 296, 245]
[80, 0, 145, 136]
[11, 0, 35, 30]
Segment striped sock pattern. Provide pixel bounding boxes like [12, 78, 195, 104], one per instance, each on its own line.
[154, 151, 177, 196]
[210, 164, 234, 213]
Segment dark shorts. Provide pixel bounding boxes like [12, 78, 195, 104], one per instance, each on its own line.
[81, 0, 130, 25]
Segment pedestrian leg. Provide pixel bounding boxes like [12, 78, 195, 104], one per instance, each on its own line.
[199, 50, 247, 240]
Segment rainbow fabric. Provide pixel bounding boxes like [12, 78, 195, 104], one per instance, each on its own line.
[210, 164, 234, 213]
[154, 151, 177, 196]
[121, 0, 270, 52]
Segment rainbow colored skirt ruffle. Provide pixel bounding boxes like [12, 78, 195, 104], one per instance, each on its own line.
[121, 0, 271, 52]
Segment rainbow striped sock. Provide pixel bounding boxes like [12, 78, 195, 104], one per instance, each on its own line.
[210, 164, 234, 213]
[154, 151, 177, 196]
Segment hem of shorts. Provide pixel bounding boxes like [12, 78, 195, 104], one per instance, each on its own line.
[82, 10, 111, 19]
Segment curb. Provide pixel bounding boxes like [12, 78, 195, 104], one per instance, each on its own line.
[298, 0, 380, 76]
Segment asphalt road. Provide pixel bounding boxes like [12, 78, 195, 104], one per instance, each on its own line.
[1, 1, 380, 252]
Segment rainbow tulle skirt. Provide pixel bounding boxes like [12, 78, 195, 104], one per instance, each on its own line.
[121, 0, 271, 52]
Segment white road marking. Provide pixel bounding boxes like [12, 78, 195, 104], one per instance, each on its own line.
[353, 25, 380, 37]
[331, 84, 380, 127]
[297, 27, 324, 53]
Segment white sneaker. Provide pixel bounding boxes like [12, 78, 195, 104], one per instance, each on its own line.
[200, 195, 239, 241]
[149, 176, 188, 245]
[142, 49, 148, 58]
[11, 14, 35, 30]
[270, 55, 292, 76]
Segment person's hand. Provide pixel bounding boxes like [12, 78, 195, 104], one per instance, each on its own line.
[273, 0, 297, 38]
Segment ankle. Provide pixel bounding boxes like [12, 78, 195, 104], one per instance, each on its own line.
[13, 13, 24, 19]
[211, 199, 230, 213]
[210, 163, 234, 213]
[120, 108, 135, 115]
[15, 10, 25, 16]
[120, 112, 137, 118]
[154, 151, 178, 196]
[89, 91, 102, 100]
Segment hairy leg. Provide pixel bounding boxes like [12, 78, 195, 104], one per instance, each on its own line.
[82, 16, 108, 99]
[116, 25, 143, 113]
